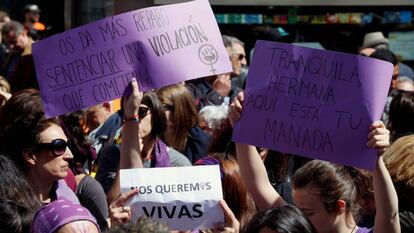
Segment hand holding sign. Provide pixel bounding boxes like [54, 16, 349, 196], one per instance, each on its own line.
[228, 92, 244, 128]
[367, 121, 390, 155]
[210, 200, 240, 233]
[109, 188, 139, 226]
[33, 0, 232, 118]
[232, 40, 394, 170]
[212, 73, 232, 97]
[120, 166, 223, 231]
[123, 78, 143, 120]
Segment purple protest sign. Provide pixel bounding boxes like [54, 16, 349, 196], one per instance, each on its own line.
[233, 40, 393, 170]
[32, 0, 231, 118]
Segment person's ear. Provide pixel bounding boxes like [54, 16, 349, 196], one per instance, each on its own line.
[23, 148, 36, 166]
[336, 200, 346, 215]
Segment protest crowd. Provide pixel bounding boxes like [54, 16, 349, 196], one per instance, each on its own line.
[0, 2, 414, 233]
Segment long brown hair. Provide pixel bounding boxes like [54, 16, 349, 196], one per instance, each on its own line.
[155, 84, 198, 151]
[211, 153, 257, 229]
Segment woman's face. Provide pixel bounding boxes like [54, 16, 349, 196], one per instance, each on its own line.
[33, 124, 73, 181]
[292, 187, 337, 233]
[138, 104, 152, 139]
[162, 103, 174, 135]
[165, 109, 174, 134]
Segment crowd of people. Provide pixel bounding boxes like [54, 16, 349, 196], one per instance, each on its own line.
[0, 3, 413, 233]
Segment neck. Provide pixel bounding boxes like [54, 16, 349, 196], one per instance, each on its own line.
[164, 131, 175, 148]
[21, 38, 33, 56]
[26, 170, 54, 203]
[335, 218, 357, 233]
[141, 136, 155, 160]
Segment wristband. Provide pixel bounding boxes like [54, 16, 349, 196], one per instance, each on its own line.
[124, 114, 140, 123]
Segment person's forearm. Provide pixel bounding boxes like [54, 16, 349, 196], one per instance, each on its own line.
[236, 143, 284, 210]
[373, 156, 400, 233]
[107, 171, 120, 205]
[120, 121, 142, 169]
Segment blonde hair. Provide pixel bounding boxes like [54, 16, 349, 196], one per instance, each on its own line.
[383, 134, 414, 188]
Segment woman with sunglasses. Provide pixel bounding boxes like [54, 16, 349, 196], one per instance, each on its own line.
[155, 83, 211, 163]
[0, 89, 78, 204]
[108, 79, 242, 231]
[98, 79, 191, 203]
[130, 91, 191, 168]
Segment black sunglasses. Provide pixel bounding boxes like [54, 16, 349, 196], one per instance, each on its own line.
[35, 139, 69, 156]
[233, 53, 246, 61]
[138, 106, 150, 119]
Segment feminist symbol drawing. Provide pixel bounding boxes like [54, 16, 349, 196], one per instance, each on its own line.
[198, 44, 218, 74]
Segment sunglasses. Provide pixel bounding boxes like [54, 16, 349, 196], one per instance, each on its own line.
[138, 106, 150, 119]
[35, 139, 69, 156]
[232, 53, 246, 61]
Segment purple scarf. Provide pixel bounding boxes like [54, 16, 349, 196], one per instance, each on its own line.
[152, 139, 171, 167]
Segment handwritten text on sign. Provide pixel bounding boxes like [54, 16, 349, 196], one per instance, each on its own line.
[120, 166, 223, 231]
[233, 40, 393, 170]
[32, 0, 231, 118]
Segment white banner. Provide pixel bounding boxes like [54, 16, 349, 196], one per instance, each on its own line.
[120, 165, 223, 230]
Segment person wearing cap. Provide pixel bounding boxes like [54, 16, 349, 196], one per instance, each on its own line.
[23, 4, 46, 40]
[359, 31, 414, 82]
[31, 198, 100, 233]
[360, 31, 389, 52]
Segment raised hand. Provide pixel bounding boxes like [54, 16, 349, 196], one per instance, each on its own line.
[212, 73, 231, 97]
[228, 91, 245, 128]
[123, 78, 143, 120]
[211, 199, 240, 233]
[367, 121, 390, 155]
[109, 188, 139, 226]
